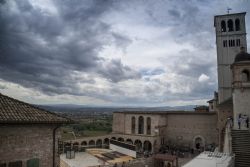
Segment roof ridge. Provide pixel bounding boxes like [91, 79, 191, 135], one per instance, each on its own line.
[0, 93, 73, 124]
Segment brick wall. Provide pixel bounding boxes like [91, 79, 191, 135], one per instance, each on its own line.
[0, 125, 60, 167]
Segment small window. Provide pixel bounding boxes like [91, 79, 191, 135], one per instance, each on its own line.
[236, 39, 241, 46]
[228, 19, 234, 32]
[221, 20, 226, 32]
[235, 19, 240, 31]
[223, 40, 227, 47]
[9, 161, 22, 167]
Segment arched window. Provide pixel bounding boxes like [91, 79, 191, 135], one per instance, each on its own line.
[146, 117, 151, 135]
[242, 70, 250, 82]
[138, 116, 144, 134]
[227, 19, 234, 32]
[131, 117, 136, 134]
[221, 20, 226, 32]
[235, 19, 240, 31]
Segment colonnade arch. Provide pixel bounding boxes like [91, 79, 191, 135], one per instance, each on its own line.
[143, 140, 152, 152]
[104, 138, 109, 146]
[126, 139, 133, 145]
[96, 139, 102, 147]
[118, 137, 125, 142]
[81, 141, 87, 146]
[89, 140, 95, 146]
[63, 136, 154, 153]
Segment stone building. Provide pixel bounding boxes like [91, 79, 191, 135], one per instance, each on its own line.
[111, 12, 250, 164]
[213, 12, 249, 151]
[0, 93, 72, 167]
[60, 11, 250, 167]
[112, 111, 218, 153]
[214, 12, 247, 103]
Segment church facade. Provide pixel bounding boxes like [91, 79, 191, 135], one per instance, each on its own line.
[112, 12, 250, 158]
[112, 111, 218, 153]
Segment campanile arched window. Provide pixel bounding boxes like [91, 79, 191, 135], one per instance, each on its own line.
[235, 19, 240, 31]
[131, 116, 135, 134]
[138, 116, 144, 134]
[227, 19, 234, 32]
[221, 20, 226, 32]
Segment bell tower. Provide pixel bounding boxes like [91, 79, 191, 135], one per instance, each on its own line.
[214, 12, 247, 103]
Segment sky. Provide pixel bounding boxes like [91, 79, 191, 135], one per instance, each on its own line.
[0, 0, 250, 107]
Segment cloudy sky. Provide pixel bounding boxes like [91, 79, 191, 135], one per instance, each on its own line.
[0, 0, 249, 106]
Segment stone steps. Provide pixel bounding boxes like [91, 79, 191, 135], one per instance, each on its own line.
[232, 130, 250, 167]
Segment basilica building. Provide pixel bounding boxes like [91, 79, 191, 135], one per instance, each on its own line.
[61, 12, 250, 167]
[111, 12, 250, 166]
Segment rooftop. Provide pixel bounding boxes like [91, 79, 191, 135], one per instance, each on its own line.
[183, 152, 234, 167]
[114, 111, 216, 115]
[234, 50, 250, 63]
[214, 12, 246, 18]
[0, 93, 72, 124]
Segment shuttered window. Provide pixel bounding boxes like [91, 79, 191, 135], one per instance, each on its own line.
[9, 161, 22, 167]
[27, 158, 39, 167]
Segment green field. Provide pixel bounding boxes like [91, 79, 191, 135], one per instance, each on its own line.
[61, 116, 112, 140]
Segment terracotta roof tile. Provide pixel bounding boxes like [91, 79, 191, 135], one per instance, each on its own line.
[0, 93, 73, 124]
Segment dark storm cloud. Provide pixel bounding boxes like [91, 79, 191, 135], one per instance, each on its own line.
[0, 0, 137, 96]
[98, 59, 141, 83]
[168, 9, 181, 19]
[169, 49, 216, 78]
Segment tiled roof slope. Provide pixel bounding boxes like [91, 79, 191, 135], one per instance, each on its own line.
[0, 93, 72, 124]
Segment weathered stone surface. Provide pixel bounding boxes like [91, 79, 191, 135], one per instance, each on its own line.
[0, 125, 60, 167]
[112, 112, 218, 152]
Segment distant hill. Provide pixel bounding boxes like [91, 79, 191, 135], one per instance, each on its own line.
[36, 104, 196, 113]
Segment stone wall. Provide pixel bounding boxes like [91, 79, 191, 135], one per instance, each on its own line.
[166, 114, 218, 148]
[112, 113, 125, 134]
[112, 112, 219, 152]
[233, 88, 250, 127]
[0, 125, 60, 167]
